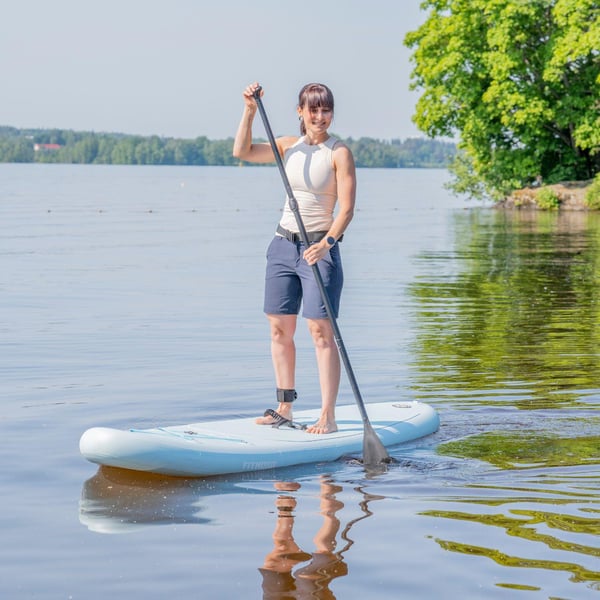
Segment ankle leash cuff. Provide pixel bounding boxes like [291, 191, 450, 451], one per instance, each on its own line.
[276, 388, 297, 403]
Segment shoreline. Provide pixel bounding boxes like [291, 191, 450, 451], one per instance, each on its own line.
[500, 180, 593, 210]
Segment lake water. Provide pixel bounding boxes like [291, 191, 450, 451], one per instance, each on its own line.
[1, 164, 599, 599]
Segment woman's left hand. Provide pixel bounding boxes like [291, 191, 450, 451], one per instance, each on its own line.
[303, 241, 330, 266]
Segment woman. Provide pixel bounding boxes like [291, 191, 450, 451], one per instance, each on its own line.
[233, 82, 356, 434]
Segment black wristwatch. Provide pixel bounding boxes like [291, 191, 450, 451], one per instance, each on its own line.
[326, 236, 336, 247]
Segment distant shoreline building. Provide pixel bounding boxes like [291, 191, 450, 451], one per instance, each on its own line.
[33, 143, 62, 152]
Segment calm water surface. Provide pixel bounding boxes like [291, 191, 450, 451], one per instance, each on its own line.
[1, 164, 599, 599]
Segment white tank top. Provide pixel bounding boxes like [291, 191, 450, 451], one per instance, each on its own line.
[278, 136, 338, 232]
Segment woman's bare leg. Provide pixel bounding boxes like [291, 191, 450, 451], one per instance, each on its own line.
[256, 314, 298, 424]
[306, 318, 339, 434]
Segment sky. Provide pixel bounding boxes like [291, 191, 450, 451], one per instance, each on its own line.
[1, 0, 428, 141]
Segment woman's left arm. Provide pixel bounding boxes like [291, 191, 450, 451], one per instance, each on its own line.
[330, 144, 356, 240]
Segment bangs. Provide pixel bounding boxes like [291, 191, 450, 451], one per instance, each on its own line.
[300, 84, 334, 111]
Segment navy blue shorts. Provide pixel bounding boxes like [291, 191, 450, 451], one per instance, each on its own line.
[263, 235, 344, 319]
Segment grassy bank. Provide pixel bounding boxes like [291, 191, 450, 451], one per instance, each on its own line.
[500, 179, 600, 210]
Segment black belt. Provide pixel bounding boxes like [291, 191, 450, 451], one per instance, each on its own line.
[276, 225, 343, 244]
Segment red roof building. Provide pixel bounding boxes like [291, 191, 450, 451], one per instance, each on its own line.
[33, 143, 62, 151]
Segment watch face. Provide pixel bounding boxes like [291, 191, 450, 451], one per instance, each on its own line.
[327, 236, 336, 246]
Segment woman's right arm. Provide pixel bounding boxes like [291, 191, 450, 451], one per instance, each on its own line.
[232, 83, 276, 163]
[233, 83, 297, 163]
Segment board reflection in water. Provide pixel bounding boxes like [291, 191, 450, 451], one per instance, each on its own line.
[80, 467, 383, 598]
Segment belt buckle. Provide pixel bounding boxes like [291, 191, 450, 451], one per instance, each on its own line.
[278, 225, 297, 244]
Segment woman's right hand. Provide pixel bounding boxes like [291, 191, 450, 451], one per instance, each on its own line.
[242, 82, 262, 110]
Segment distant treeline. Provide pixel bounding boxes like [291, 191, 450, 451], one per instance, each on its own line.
[0, 126, 456, 168]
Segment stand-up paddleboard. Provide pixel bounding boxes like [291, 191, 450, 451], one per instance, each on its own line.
[80, 401, 439, 477]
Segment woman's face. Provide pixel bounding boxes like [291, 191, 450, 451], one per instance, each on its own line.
[298, 104, 333, 136]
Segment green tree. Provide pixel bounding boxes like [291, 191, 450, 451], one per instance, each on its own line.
[72, 135, 99, 163]
[111, 137, 140, 164]
[405, 0, 600, 200]
[134, 135, 165, 164]
[95, 136, 117, 164]
[0, 137, 34, 162]
[204, 138, 237, 166]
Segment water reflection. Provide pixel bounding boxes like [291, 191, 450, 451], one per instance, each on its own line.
[257, 477, 383, 599]
[409, 209, 600, 408]
[80, 467, 242, 533]
[259, 478, 348, 599]
[404, 207, 600, 593]
[80, 468, 383, 598]
[419, 466, 600, 591]
[438, 430, 600, 470]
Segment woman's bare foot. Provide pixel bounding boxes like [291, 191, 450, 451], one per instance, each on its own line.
[306, 417, 337, 434]
[256, 403, 293, 425]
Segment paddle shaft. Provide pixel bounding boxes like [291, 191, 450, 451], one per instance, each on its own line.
[252, 88, 389, 465]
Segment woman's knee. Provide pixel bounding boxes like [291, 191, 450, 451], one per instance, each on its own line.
[307, 319, 334, 347]
[268, 315, 296, 343]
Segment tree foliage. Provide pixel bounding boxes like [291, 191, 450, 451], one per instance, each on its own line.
[405, 0, 600, 199]
[0, 126, 456, 169]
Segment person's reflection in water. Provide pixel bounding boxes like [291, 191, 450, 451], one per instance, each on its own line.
[259, 477, 348, 599]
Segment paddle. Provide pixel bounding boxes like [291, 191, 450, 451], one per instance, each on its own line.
[252, 87, 391, 468]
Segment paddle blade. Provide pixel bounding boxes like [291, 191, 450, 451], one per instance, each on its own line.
[362, 421, 391, 469]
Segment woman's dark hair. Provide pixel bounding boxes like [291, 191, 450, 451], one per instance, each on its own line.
[298, 83, 334, 135]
